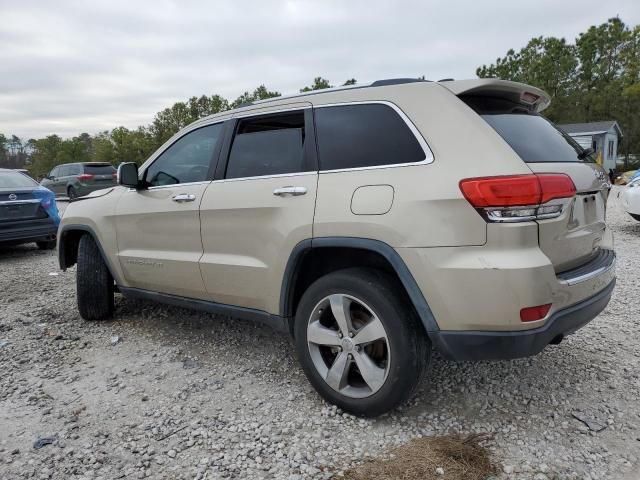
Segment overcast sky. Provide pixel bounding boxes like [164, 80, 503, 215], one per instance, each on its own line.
[1, 0, 639, 140]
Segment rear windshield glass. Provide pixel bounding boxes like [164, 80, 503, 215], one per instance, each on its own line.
[83, 165, 116, 175]
[481, 114, 593, 163]
[461, 95, 593, 163]
[0, 171, 38, 188]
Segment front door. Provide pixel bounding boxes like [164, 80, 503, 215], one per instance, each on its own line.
[115, 122, 226, 299]
[199, 105, 318, 314]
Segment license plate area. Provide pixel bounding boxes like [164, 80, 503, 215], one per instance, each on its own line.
[0, 202, 41, 221]
[570, 193, 605, 230]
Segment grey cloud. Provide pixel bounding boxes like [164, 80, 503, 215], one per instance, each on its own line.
[1, 0, 638, 139]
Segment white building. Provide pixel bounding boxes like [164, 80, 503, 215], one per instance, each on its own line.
[558, 121, 623, 171]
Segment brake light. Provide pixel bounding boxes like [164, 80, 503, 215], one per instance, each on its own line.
[459, 174, 575, 207]
[459, 174, 575, 222]
[78, 174, 94, 181]
[520, 303, 551, 322]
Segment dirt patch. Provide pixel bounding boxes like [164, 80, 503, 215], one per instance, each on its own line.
[341, 433, 496, 480]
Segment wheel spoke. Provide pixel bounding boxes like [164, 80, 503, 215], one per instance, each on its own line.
[353, 351, 386, 392]
[329, 294, 351, 336]
[307, 320, 341, 346]
[325, 351, 350, 391]
[353, 316, 386, 345]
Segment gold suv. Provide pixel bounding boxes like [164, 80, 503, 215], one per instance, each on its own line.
[58, 78, 616, 416]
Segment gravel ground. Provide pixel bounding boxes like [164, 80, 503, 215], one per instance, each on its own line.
[1, 188, 639, 480]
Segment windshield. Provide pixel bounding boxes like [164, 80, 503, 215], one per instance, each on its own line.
[0, 171, 39, 189]
[481, 113, 595, 163]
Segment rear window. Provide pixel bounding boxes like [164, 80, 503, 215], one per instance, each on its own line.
[462, 95, 593, 163]
[314, 104, 426, 170]
[83, 164, 116, 175]
[0, 171, 38, 188]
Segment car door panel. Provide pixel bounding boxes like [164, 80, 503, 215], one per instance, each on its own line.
[115, 183, 210, 298]
[199, 105, 317, 315]
[199, 173, 317, 312]
[114, 122, 226, 299]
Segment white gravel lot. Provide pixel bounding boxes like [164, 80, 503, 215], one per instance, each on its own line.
[0, 187, 639, 480]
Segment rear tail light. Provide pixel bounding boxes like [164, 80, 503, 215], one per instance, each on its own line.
[459, 174, 575, 222]
[78, 174, 94, 181]
[520, 303, 552, 322]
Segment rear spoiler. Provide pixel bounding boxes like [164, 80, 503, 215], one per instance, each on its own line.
[439, 79, 551, 113]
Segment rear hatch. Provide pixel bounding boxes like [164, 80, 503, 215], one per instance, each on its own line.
[83, 164, 116, 186]
[448, 80, 610, 273]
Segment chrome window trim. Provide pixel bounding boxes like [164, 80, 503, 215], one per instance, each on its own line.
[213, 171, 316, 184]
[314, 100, 434, 174]
[128, 180, 212, 192]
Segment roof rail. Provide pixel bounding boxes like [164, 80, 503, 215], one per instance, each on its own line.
[230, 77, 433, 109]
[370, 78, 430, 87]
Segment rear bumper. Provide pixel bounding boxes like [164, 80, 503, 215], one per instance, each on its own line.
[0, 218, 58, 244]
[432, 278, 615, 361]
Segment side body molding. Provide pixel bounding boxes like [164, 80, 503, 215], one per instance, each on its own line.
[280, 237, 440, 334]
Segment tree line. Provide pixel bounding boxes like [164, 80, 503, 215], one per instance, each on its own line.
[1, 16, 638, 178]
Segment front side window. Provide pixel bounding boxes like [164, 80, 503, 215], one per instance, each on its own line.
[225, 111, 308, 179]
[145, 123, 223, 187]
[314, 103, 426, 171]
[608, 140, 614, 159]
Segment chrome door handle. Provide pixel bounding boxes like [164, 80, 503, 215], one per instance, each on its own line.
[172, 193, 196, 202]
[273, 186, 307, 197]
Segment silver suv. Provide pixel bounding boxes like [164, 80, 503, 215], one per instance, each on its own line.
[58, 78, 616, 416]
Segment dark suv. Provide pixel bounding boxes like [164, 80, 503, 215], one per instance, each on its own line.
[41, 162, 116, 199]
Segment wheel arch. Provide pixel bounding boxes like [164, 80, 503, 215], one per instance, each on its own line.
[280, 237, 439, 336]
[58, 224, 121, 284]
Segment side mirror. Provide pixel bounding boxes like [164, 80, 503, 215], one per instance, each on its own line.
[117, 162, 141, 188]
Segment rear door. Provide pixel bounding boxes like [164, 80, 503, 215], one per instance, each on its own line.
[115, 122, 225, 299]
[198, 104, 317, 314]
[480, 112, 610, 272]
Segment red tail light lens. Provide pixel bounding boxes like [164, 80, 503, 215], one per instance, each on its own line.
[520, 303, 552, 322]
[78, 174, 94, 181]
[459, 174, 575, 208]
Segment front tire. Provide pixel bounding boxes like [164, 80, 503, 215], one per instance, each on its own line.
[294, 268, 430, 417]
[77, 234, 114, 320]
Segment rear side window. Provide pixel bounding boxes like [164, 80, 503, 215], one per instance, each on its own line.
[145, 123, 223, 186]
[226, 111, 308, 179]
[314, 104, 426, 170]
[83, 164, 116, 175]
[462, 95, 593, 163]
[0, 171, 38, 188]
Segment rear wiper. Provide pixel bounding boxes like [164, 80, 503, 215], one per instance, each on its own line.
[578, 147, 594, 160]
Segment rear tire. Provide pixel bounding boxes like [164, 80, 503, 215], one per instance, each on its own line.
[67, 186, 77, 200]
[77, 234, 114, 320]
[294, 268, 430, 417]
[36, 240, 56, 250]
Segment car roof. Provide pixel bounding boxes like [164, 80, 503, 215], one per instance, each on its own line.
[194, 78, 551, 125]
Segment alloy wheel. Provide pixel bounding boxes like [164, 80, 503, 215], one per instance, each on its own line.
[306, 293, 390, 398]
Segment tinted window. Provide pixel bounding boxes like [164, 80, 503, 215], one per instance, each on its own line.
[145, 123, 223, 186]
[50, 167, 59, 177]
[59, 165, 70, 177]
[0, 171, 38, 188]
[481, 114, 593, 163]
[226, 111, 307, 179]
[314, 104, 425, 170]
[83, 164, 116, 175]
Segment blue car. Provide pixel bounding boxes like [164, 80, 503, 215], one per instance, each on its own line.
[0, 168, 60, 249]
